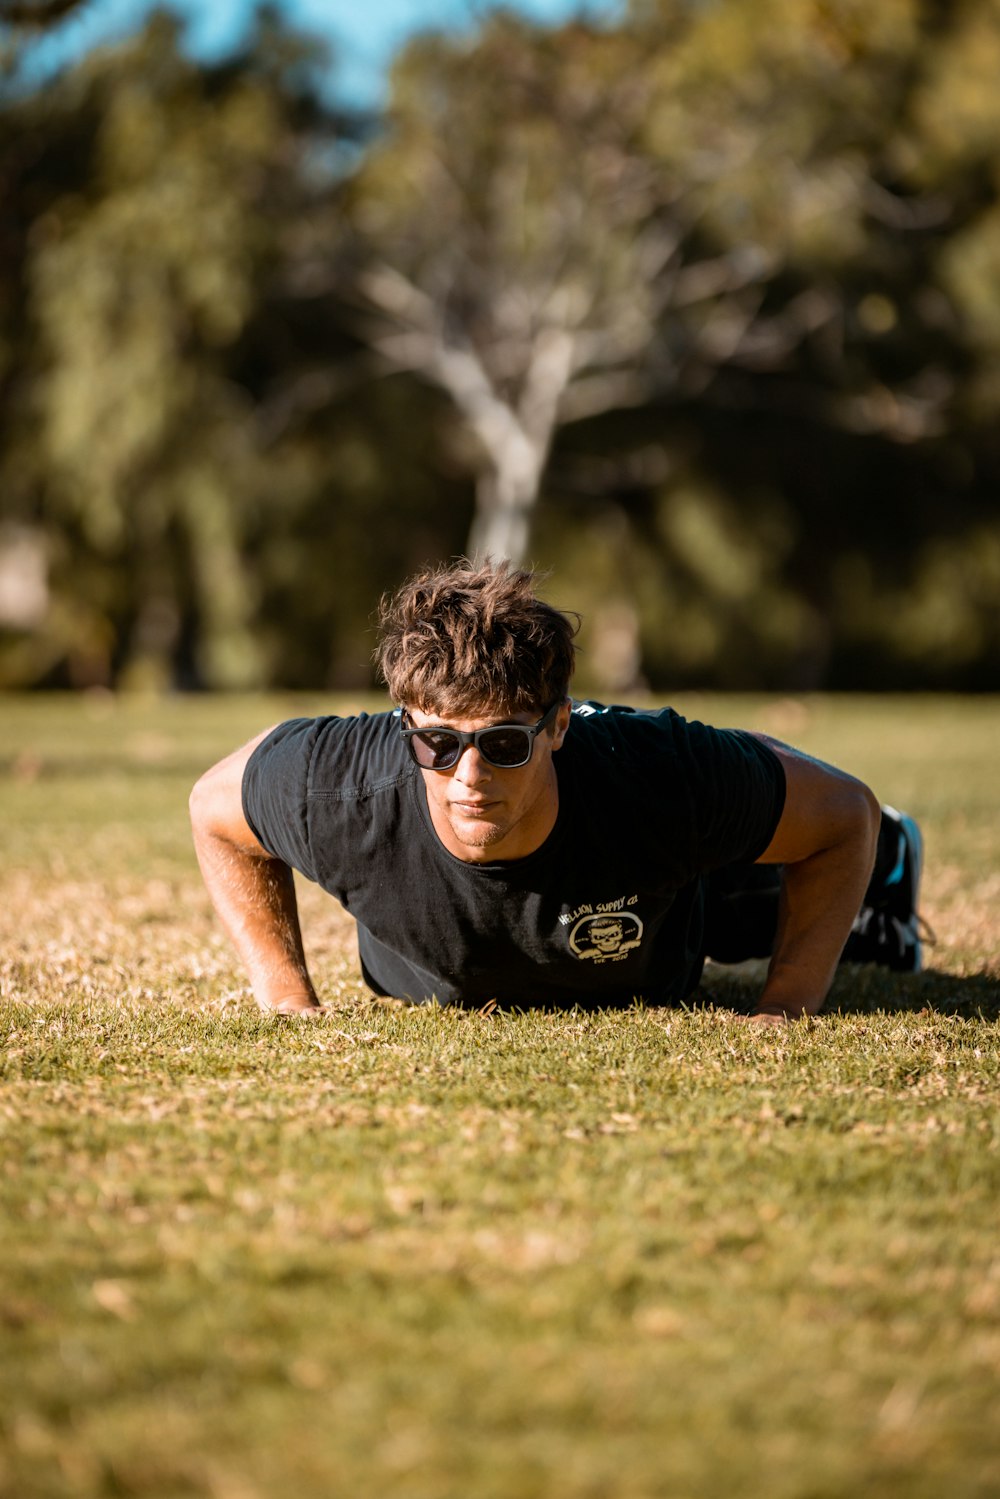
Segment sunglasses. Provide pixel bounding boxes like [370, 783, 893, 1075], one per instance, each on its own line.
[398, 701, 563, 770]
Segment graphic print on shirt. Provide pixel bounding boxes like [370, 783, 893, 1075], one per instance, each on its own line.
[560, 893, 644, 964]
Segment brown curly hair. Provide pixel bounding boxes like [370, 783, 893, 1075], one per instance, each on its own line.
[375, 559, 578, 716]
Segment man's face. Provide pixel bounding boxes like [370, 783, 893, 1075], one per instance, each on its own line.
[405, 701, 571, 863]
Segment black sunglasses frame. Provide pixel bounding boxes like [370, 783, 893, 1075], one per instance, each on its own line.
[397, 700, 564, 770]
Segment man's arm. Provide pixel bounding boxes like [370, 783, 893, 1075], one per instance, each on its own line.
[189, 731, 321, 1015]
[748, 735, 881, 1024]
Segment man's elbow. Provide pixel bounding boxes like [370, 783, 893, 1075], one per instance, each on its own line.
[190, 728, 276, 839]
[188, 768, 213, 833]
[189, 763, 232, 842]
[847, 776, 881, 868]
[189, 750, 269, 860]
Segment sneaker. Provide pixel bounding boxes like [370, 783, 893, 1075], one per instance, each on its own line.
[841, 806, 928, 973]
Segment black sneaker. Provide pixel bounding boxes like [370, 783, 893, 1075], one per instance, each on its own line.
[841, 806, 928, 973]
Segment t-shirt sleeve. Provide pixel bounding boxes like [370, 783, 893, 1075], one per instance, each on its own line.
[241, 718, 320, 882]
[679, 720, 786, 871]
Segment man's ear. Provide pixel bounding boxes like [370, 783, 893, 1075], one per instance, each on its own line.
[551, 699, 572, 751]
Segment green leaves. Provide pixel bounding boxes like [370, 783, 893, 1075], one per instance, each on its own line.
[3, 3, 1000, 689]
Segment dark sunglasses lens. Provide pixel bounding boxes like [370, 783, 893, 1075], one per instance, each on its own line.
[410, 730, 461, 769]
[479, 728, 532, 766]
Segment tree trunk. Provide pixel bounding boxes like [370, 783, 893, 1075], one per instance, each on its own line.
[462, 332, 575, 564]
[467, 440, 546, 566]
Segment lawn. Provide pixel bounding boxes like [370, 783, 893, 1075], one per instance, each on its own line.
[1, 691, 998, 1499]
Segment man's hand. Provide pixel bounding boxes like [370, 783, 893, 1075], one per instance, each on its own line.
[268, 993, 324, 1017]
[746, 1008, 790, 1028]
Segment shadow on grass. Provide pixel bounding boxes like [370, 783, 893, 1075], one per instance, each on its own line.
[449, 965, 999, 1021]
[700, 961, 1000, 1021]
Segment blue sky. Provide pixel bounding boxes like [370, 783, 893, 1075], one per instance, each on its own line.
[23, 0, 622, 107]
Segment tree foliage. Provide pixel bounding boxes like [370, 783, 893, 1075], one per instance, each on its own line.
[348, 17, 675, 563]
[0, 11, 467, 688]
[1, 0, 999, 692]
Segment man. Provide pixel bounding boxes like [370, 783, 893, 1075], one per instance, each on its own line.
[190, 560, 925, 1027]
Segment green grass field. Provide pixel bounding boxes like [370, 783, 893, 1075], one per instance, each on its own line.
[1, 692, 998, 1499]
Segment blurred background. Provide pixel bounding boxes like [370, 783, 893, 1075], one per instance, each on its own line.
[1, 0, 999, 698]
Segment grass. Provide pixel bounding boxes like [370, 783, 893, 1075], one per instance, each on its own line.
[1, 691, 998, 1499]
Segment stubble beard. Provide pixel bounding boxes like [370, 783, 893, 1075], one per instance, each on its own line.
[445, 770, 552, 857]
[446, 808, 511, 851]
[431, 755, 559, 861]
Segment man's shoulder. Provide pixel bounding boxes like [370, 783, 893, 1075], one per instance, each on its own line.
[567, 699, 687, 748]
[248, 709, 412, 799]
[565, 699, 772, 783]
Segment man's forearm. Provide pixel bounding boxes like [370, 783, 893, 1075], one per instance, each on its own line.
[744, 734, 881, 1025]
[189, 732, 321, 1015]
[756, 853, 864, 1016]
[755, 820, 878, 1020]
[193, 827, 319, 1014]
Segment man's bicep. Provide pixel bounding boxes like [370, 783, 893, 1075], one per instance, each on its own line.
[190, 728, 279, 856]
[750, 734, 878, 866]
[237, 718, 321, 879]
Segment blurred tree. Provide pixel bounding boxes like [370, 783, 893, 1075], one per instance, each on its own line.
[343, 3, 981, 575]
[346, 17, 664, 564]
[0, 0, 90, 24]
[3, 0, 999, 692]
[549, 0, 1000, 688]
[0, 9, 370, 688]
[347, 14, 821, 565]
[33, 15, 310, 685]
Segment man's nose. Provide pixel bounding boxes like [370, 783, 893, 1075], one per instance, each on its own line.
[453, 743, 492, 784]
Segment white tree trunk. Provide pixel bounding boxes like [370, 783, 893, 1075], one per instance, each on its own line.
[360, 268, 578, 565]
[468, 453, 543, 566]
[459, 330, 575, 565]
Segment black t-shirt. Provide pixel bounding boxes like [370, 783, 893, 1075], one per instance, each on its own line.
[242, 701, 785, 1008]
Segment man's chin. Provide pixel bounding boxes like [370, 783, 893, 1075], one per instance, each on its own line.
[445, 807, 511, 849]
[450, 818, 506, 849]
